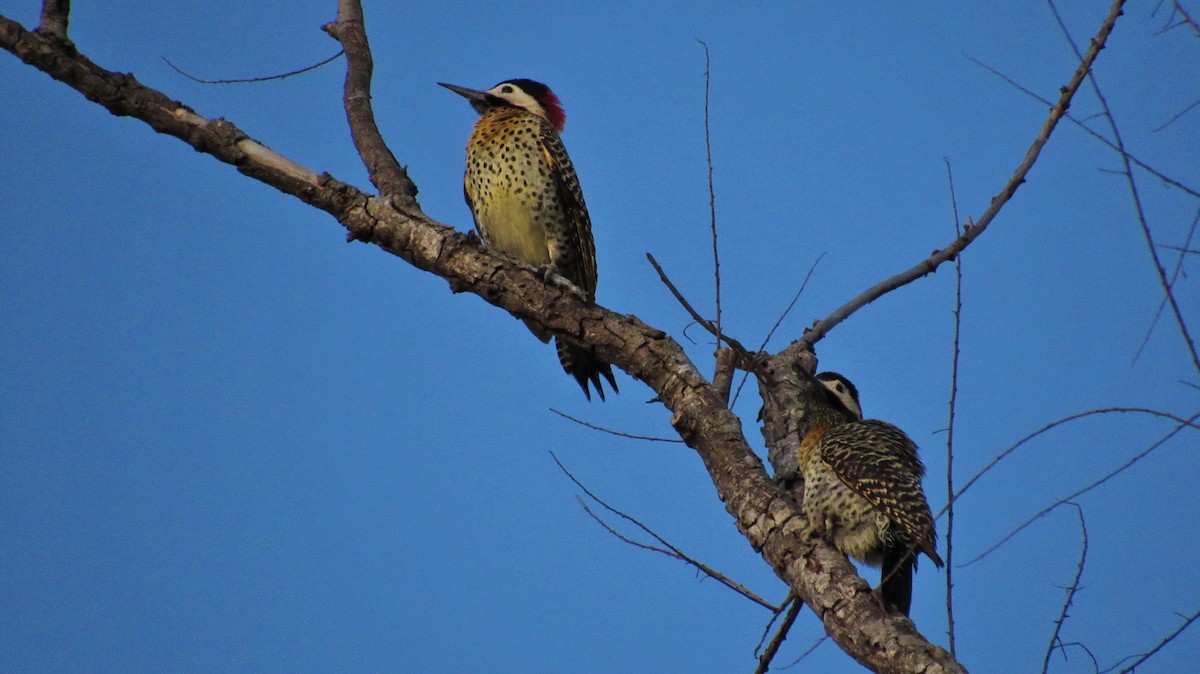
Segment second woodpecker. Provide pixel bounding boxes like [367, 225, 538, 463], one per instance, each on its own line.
[440, 78, 617, 400]
[798, 371, 943, 617]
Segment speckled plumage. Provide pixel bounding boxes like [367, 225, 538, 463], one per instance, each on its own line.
[443, 79, 617, 400]
[798, 372, 942, 616]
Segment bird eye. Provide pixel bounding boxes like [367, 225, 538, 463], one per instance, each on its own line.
[501, 85, 514, 94]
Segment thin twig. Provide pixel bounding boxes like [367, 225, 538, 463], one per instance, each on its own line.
[729, 253, 825, 408]
[1133, 206, 1200, 364]
[36, 0, 70, 41]
[1153, 97, 1200, 132]
[1172, 0, 1200, 36]
[963, 410, 1200, 565]
[943, 157, 963, 658]
[161, 50, 344, 85]
[1155, 243, 1200, 255]
[797, 0, 1125, 351]
[780, 634, 830, 669]
[646, 252, 750, 355]
[549, 408, 683, 443]
[1041, 504, 1088, 674]
[1047, 0, 1200, 379]
[697, 39, 723, 376]
[966, 55, 1200, 200]
[944, 407, 1200, 519]
[754, 596, 803, 674]
[1104, 608, 1200, 674]
[550, 452, 776, 611]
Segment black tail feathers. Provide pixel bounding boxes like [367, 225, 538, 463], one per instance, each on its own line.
[881, 545, 917, 617]
[556, 338, 618, 401]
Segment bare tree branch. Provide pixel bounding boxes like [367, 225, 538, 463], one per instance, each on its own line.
[713, 347, 736, 403]
[962, 410, 1200, 565]
[697, 39, 723, 374]
[1171, 0, 1200, 36]
[965, 55, 1200, 200]
[1046, 0, 1200, 379]
[551, 452, 777, 611]
[1133, 206, 1200, 364]
[36, 0, 69, 41]
[754, 596, 803, 674]
[944, 407, 1200, 519]
[795, 0, 1126, 352]
[943, 158, 964, 659]
[548, 408, 683, 443]
[729, 252, 824, 409]
[1152, 96, 1200, 132]
[1041, 504, 1089, 674]
[646, 252, 751, 356]
[1105, 608, 1200, 674]
[161, 50, 344, 85]
[323, 1, 417, 206]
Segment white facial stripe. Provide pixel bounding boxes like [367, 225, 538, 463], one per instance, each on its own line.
[819, 377, 862, 420]
[487, 83, 546, 119]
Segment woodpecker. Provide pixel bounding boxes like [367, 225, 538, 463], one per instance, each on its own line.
[798, 371, 943, 617]
[440, 78, 617, 400]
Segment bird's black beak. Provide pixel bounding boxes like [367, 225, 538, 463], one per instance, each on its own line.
[439, 82, 493, 116]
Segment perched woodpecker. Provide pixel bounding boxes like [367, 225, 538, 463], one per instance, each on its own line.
[798, 371, 943, 616]
[440, 78, 617, 400]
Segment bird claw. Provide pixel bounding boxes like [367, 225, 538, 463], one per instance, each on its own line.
[536, 264, 589, 300]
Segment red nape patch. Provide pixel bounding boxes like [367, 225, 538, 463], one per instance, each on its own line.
[541, 89, 566, 132]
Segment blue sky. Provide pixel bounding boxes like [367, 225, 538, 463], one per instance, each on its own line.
[2, 2, 1197, 672]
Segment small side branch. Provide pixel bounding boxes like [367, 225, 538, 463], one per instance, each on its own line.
[964, 410, 1199, 565]
[697, 40, 723, 372]
[646, 252, 750, 356]
[161, 51, 343, 85]
[548, 408, 683, 443]
[1046, 0, 1200, 379]
[551, 452, 776, 611]
[943, 157, 964, 658]
[1104, 608, 1200, 674]
[36, 0, 70, 41]
[1041, 504, 1089, 674]
[945, 406, 1200, 518]
[323, 0, 418, 206]
[753, 595, 803, 674]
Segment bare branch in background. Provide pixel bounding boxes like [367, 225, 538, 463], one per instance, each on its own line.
[753, 596, 803, 674]
[549, 408, 684, 443]
[943, 157, 964, 658]
[697, 40, 723, 375]
[1103, 608, 1200, 673]
[1134, 206, 1200, 364]
[1047, 0, 1200, 379]
[645, 252, 751, 355]
[161, 50, 344, 85]
[944, 407, 1200, 518]
[795, 0, 1126, 352]
[965, 55, 1200, 200]
[963, 410, 1200, 565]
[1041, 504, 1089, 674]
[550, 452, 777, 611]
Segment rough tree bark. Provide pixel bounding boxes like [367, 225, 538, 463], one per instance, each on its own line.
[0, 0, 1126, 670]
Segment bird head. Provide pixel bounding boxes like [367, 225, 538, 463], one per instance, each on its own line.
[815, 371, 863, 421]
[439, 78, 566, 132]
